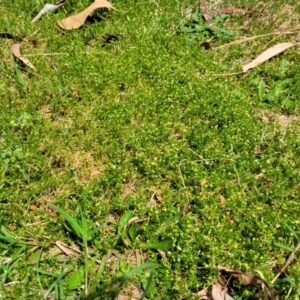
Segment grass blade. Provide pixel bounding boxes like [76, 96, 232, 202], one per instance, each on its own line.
[51, 204, 85, 239]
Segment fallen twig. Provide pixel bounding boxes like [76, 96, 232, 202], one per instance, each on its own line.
[214, 30, 299, 50]
[272, 242, 300, 284]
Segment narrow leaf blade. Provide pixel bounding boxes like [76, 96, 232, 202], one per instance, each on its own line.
[243, 43, 295, 72]
[51, 204, 84, 239]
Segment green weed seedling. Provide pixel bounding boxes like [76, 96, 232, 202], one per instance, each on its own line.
[257, 59, 297, 111]
[177, 12, 238, 43]
[0, 61, 25, 92]
[51, 204, 104, 297]
[0, 226, 42, 297]
[86, 263, 154, 300]
[116, 210, 135, 248]
[35, 264, 71, 299]
[264, 223, 300, 298]
[116, 263, 155, 300]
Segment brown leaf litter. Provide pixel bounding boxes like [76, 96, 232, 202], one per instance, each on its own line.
[218, 265, 277, 300]
[197, 283, 234, 300]
[196, 265, 278, 299]
[57, 0, 115, 30]
[12, 43, 36, 71]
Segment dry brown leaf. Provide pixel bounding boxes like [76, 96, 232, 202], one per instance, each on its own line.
[55, 240, 79, 257]
[158, 250, 168, 261]
[218, 265, 257, 285]
[115, 296, 130, 300]
[122, 238, 130, 247]
[70, 86, 80, 97]
[46, 210, 58, 217]
[201, 179, 208, 186]
[272, 242, 300, 283]
[200, 2, 213, 24]
[155, 193, 163, 203]
[217, 8, 251, 15]
[57, 0, 115, 30]
[197, 284, 234, 300]
[126, 217, 139, 229]
[29, 205, 39, 211]
[51, 62, 58, 71]
[203, 13, 213, 24]
[125, 217, 149, 229]
[9, 225, 16, 231]
[12, 44, 36, 71]
[218, 265, 277, 300]
[219, 195, 226, 208]
[242, 43, 295, 72]
[200, 179, 208, 198]
[114, 294, 141, 300]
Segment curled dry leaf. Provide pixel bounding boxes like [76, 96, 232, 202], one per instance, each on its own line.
[200, 1, 213, 24]
[158, 250, 168, 260]
[155, 193, 163, 203]
[115, 296, 130, 300]
[12, 44, 37, 71]
[31, 0, 65, 23]
[46, 210, 58, 217]
[55, 240, 79, 257]
[29, 205, 39, 211]
[272, 242, 300, 283]
[57, 0, 115, 30]
[218, 265, 277, 300]
[219, 195, 226, 208]
[51, 62, 58, 71]
[201, 179, 208, 198]
[125, 216, 139, 229]
[70, 86, 80, 97]
[124, 217, 149, 232]
[9, 225, 16, 231]
[242, 43, 295, 72]
[197, 284, 234, 300]
[218, 265, 257, 285]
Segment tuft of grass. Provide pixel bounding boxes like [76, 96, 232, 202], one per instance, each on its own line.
[1, 0, 300, 299]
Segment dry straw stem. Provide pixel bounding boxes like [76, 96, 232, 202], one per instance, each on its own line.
[206, 71, 244, 77]
[25, 52, 69, 56]
[272, 242, 300, 284]
[213, 29, 300, 50]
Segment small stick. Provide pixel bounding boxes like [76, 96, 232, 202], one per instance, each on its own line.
[25, 52, 69, 57]
[214, 31, 298, 50]
[272, 242, 300, 284]
[205, 71, 244, 77]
